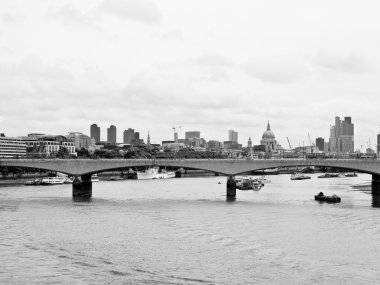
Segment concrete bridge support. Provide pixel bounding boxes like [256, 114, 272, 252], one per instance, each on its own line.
[73, 174, 92, 197]
[372, 174, 380, 196]
[226, 176, 236, 197]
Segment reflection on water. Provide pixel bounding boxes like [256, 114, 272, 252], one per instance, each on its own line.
[372, 195, 380, 208]
[72, 196, 93, 203]
[1, 173, 380, 284]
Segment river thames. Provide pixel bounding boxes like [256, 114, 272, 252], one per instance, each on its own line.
[1, 173, 380, 284]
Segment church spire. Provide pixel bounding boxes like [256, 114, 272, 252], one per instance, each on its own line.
[267, 121, 271, 131]
[147, 131, 150, 145]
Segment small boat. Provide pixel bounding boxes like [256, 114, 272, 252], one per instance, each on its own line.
[314, 192, 341, 203]
[291, 173, 311, 180]
[91, 174, 100, 182]
[41, 177, 65, 185]
[153, 170, 176, 179]
[24, 178, 42, 186]
[238, 178, 253, 190]
[136, 167, 159, 180]
[318, 173, 341, 178]
[344, 172, 357, 177]
[257, 176, 271, 184]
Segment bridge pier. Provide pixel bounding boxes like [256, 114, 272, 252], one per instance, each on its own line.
[226, 175, 236, 197]
[73, 174, 92, 197]
[372, 174, 380, 196]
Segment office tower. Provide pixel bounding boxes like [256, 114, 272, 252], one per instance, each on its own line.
[316, 137, 325, 151]
[123, 128, 135, 144]
[228, 130, 238, 143]
[90, 123, 100, 143]
[185, 131, 201, 140]
[134, 132, 140, 140]
[329, 116, 354, 153]
[107, 125, 117, 145]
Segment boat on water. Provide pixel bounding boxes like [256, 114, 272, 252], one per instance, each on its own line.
[257, 176, 271, 184]
[24, 178, 42, 186]
[41, 177, 65, 185]
[137, 167, 159, 180]
[290, 173, 311, 180]
[314, 192, 341, 203]
[344, 172, 357, 177]
[318, 172, 341, 178]
[153, 170, 176, 179]
[251, 168, 279, 175]
[91, 174, 100, 182]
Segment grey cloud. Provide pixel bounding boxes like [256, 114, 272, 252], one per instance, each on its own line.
[313, 51, 375, 73]
[243, 57, 310, 83]
[98, 0, 161, 25]
[0, 56, 74, 81]
[47, 4, 100, 29]
[161, 30, 183, 41]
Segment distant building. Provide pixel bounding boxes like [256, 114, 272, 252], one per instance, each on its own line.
[316, 137, 325, 152]
[185, 131, 200, 140]
[329, 116, 354, 153]
[90, 124, 101, 143]
[107, 125, 117, 145]
[377, 133, 380, 155]
[0, 135, 27, 158]
[207, 140, 223, 150]
[260, 121, 282, 154]
[67, 132, 94, 150]
[228, 130, 238, 143]
[21, 134, 76, 156]
[223, 141, 242, 150]
[123, 128, 135, 144]
[147, 131, 151, 145]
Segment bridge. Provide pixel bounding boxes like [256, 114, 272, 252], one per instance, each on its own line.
[1, 158, 380, 197]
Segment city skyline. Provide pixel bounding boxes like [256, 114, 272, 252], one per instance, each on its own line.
[1, 1, 380, 151]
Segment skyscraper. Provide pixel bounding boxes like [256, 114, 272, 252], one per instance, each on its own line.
[228, 130, 238, 143]
[316, 137, 325, 152]
[329, 116, 354, 153]
[107, 125, 117, 145]
[90, 123, 100, 143]
[185, 131, 200, 140]
[123, 128, 135, 144]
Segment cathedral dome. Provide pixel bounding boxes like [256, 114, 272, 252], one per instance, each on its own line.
[262, 121, 275, 140]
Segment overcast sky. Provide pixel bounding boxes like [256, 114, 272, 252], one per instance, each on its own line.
[1, 0, 380, 150]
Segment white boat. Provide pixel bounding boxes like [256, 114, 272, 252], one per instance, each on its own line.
[63, 177, 74, 184]
[153, 170, 176, 179]
[41, 177, 65, 185]
[257, 176, 271, 184]
[290, 173, 311, 180]
[91, 174, 99, 182]
[137, 167, 159, 180]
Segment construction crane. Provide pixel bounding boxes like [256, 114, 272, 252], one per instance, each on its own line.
[308, 133, 314, 153]
[172, 126, 181, 142]
[287, 137, 292, 152]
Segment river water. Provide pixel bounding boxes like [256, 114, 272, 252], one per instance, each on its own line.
[1, 173, 380, 284]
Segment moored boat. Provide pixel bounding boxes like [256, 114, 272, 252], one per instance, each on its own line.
[153, 170, 176, 179]
[24, 178, 42, 186]
[137, 167, 159, 180]
[344, 172, 357, 177]
[314, 192, 341, 203]
[291, 173, 311, 180]
[41, 177, 65, 185]
[91, 174, 99, 182]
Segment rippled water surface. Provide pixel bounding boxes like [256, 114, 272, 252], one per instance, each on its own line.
[1, 173, 380, 284]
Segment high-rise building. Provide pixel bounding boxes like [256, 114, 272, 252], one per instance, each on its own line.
[107, 125, 117, 145]
[90, 124, 100, 143]
[329, 116, 354, 153]
[123, 128, 135, 144]
[67, 132, 94, 150]
[185, 131, 201, 140]
[228, 130, 238, 143]
[316, 137, 325, 152]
